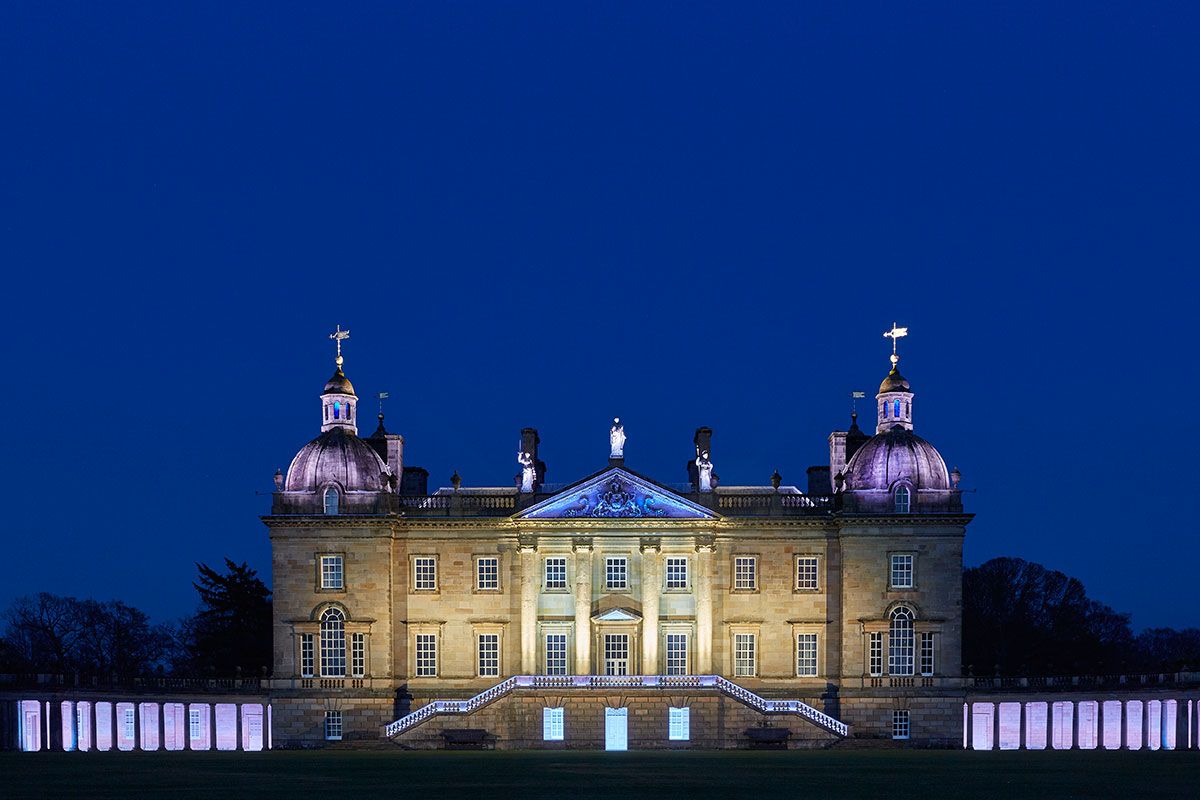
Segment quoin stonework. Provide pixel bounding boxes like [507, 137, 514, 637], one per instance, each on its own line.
[265, 324, 968, 749]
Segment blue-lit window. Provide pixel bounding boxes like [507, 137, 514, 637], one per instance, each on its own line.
[882, 402, 888, 418]
[894, 399, 901, 418]
[324, 488, 339, 515]
[333, 402, 341, 420]
[894, 486, 910, 514]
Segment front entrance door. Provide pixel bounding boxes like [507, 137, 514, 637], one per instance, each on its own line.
[605, 707, 628, 751]
[604, 634, 629, 676]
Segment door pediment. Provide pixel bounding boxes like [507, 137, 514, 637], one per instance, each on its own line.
[515, 467, 717, 520]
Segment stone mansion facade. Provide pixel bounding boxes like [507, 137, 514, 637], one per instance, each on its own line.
[264, 328, 970, 748]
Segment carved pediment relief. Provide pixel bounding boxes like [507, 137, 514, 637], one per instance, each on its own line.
[516, 468, 717, 521]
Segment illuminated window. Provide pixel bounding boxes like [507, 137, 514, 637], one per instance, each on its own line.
[351, 633, 366, 678]
[665, 633, 688, 675]
[734, 557, 757, 590]
[320, 555, 344, 589]
[605, 557, 628, 591]
[668, 707, 690, 741]
[319, 608, 346, 677]
[544, 557, 567, 590]
[189, 709, 201, 741]
[413, 557, 437, 591]
[665, 557, 688, 589]
[323, 488, 339, 515]
[797, 633, 818, 677]
[124, 709, 135, 740]
[476, 557, 499, 591]
[333, 401, 341, 420]
[890, 554, 914, 588]
[892, 710, 910, 740]
[734, 633, 756, 677]
[894, 399, 901, 418]
[543, 707, 564, 741]
[416, 634, 437, 677]
[478, 633, 500, 677]
[894, 486, 911, 514]
[869, 632, 883, 677]
[889, 606, 915, 676]
[604, 634, 629, 676]
[920, 632, 935, 676]
[300, 633, 314, 678]
[796, 556, 819, 590]
[346, 404, 351, 421]
[545, 633, 568, 675]
[324, 710, 342, 741]
[882, 401, 888, 418]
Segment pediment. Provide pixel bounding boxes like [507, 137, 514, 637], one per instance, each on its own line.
[516, 467, 718, 521]
[593, 607, 641, 622]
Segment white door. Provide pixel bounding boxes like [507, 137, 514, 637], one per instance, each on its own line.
[605, 707, 628, 751]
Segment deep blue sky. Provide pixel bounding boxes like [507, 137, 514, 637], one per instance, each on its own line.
[2, 3, 1197, 630]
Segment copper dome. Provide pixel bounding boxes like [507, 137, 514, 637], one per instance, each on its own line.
[843, 426, 949, 492]
[284, 427, 388, 492]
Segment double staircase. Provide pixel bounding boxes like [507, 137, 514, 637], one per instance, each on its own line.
[384, 674, 848, 738]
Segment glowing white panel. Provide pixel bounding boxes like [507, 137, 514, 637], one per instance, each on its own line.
[1051, 702, 1073, 749]
[1101, 701, 1122, 749]
[1127, 701, 1144, 750]
[1163, 700, 1178, 749]
[1025, 702, 1048, 750]
[139, 703, 160, 750]
[215, 704, 238, 751]
[75, 702, 92, 751]
[1077, 701, 1098, 749]
[242, 704, 264, 751]
[1147, 701, 1162, 750]
[116, 702, 136, 751]
[162, 703, 186, 751]
[998, 703, 1021, 749]
[971, 702, 994, 750]
[19, 700, 42, 752]
[94, 702, 113, 751]
[188, 703, 211, 750]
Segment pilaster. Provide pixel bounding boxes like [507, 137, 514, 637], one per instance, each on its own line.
[640, 541, 660, 675]
[694, 539, 715, 674]
[573, 540, 593, 675]
[520, 541, 538, 673]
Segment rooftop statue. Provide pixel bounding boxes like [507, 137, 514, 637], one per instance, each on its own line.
[610, 417, 625, 459]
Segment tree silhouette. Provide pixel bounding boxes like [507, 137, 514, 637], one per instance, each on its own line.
[177, 559, 272, 676]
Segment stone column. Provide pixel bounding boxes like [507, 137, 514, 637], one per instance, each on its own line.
[992, 702, 1001, 751]
[1018, 702, 1027, 750]
[1046, 701, 1054, 750]
[573, 541, 593, 675]
[640, 542, 660, 675]
[1143, 699, 1152, 750]
[88, 701, 98, 752]
[1099, 700, 1108, 750]
[133, 701, 141, 751]
[157, 702, 166, 751]
[1173, 699, 1187, 750]
[209, 704, 217, 751]
[235, 703, 243, 751]
[1070, 701, 1080, 750]
[964, 703, 974, 750]
[694, 541, 715, 674]
[519, 542, 538, 674]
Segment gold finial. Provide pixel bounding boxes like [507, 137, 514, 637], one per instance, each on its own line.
[330, 325, 350, 366]
[883, 322, 908, 366]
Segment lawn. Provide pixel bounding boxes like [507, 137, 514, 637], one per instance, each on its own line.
[3, 749, 1195, 799]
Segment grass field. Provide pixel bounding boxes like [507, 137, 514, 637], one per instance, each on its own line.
[3, 749, 1195, 799]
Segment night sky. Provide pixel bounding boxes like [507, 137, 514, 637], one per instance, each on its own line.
[2, 3, 1197, 629]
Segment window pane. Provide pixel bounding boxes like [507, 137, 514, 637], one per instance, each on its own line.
[606, 557, 627, 591]
[478, 633, 500, 677]
[734, 557, 756, 590]
[546, 634, 568, 676]
[351, 633, 365, 678]
[920, 632, 934, 676]
[300, 633, 315, 678]
[889, 607, 915, 676]
[796, 557, 819, 590]
[665, 633, 688, 676]
[665, 557, 688, 589]
[321, 556, 344, 590]
[319, 609, 346, 677]
[325, 711, 342, 740]
[416, 634, 437, 677]
[543, 707, 564, 741]
[797, 633, 818, 677]
[414, 558, 437, 591]
[668, 707, 690, 741]
[892, 710, 910, 739]
[476, 557, 499, 590]
[869, 632, 883, 677]
[545, 558, 567, 590]
[890, 554, 913, 588]
[734, 634, 756, 676]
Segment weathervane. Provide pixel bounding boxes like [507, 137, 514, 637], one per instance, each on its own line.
[851, 391, 865, 414]
[378, 391, 389, 417]
[883, 322, 908, 366]
[330, 325, 350, 366]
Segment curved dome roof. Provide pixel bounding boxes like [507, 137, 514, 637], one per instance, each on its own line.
[323, 366, 356, 396]
[879, 365, 910, 394]
[284, 427, 388, 492]
[844, 426, 949, 491]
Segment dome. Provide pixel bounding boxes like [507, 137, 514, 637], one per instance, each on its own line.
[843, 426, 949, 491]
[284, 427, 389, 492]
[323, 366, 355, 396]
[879, 365, 910, 394]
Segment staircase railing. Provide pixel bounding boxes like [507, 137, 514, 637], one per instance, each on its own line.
[384, 675, 848, 738]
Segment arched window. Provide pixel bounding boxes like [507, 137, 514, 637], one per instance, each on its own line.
[323, 488, 339, 515]
[882, 402, 888, 418]
[333, 401, 341, 420]
[894, 485, 911, 514]
[888, 606, 914, 676]
[346, 404, 352, 421]
[320, 608, 347, 677]
[894, 399, 901, 418]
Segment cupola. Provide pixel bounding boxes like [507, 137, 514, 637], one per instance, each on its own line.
[877, 323, 913, 433]
[321, 325, 358, 435]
